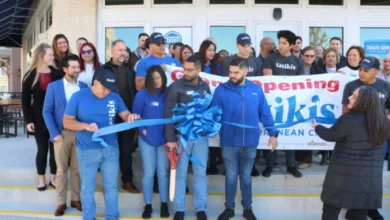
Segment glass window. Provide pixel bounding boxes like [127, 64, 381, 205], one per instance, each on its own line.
[40, 18, 44, 33]
[105, 0, 143, 5]
[309, 0, 342, 5]
[255, 0, 298, 4]
[361, 0, 390, 5]
[0, 86, 8, 92]
[309, 27, 343, 50]
[154, 0, 192, 4]
[46, 5, 52, 28]
[105, 27, 144, 62]
[210, 0, 245, 4]
[210, 26, 246, 54]
[360, 27, 390, 58]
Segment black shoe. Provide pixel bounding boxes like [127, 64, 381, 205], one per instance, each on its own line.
[160, 202, 169, 218]
[287, 166, 302, 178]
[243, 208, 257, 220]
[37, 185, 47, 191]
[207, 165, 219, 175]
[196, 211, 207, 220]
[49, 181, 55, 189]
[174, 211, 185, 220]
[217, 208, 235, 220]
[261, 167, 273, 177]
[251, 166, 260, 177]
[142, 204, 152, 219]
[368, 209, 384, 220]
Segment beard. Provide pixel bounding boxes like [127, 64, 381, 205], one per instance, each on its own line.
[118, 57, 125, 63]
[231, 76, 245, 85]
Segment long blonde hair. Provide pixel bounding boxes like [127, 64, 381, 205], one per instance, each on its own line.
[23, 43, 52, 87]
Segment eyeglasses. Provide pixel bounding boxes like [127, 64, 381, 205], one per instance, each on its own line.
[81, 49, 93, 55]
[219, 54, 229, 58]
[304, 55, 315, 58]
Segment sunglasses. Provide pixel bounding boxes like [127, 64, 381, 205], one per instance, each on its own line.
[154, 40, 166, 46]
[304, 55, 315, 58]
[219, 54, 229, 58]
[81, 49, 93, 55]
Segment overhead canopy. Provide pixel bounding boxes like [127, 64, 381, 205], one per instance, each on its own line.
[0, 0, 36, 48]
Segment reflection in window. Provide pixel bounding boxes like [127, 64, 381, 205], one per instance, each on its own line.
[361, 0, 390, 5]
[210, 26, 246, 54]
[154, 0, 192, 4]
[360, 27, 390, 58]
[255, 0, 298, 4]
[210, 0, 244, 3]
[105, 0, 143, 5]
[105, 27, 144, 62]
[309, 0, 343, 5]
[309, 27, 343, 49]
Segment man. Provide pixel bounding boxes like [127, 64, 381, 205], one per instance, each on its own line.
[169, 44, 175, 57]
[135, 32, 181, 91]
[262, 30, 304, 178]
[165, 55, 211, 220]
[76, 37, 88, 54]
[292, 36, 302, 58]
[342, 57, 390, 220]
[63, 69, 140, 220]
[212, 57, 278, 220]
[94, 39, 139, 193]
[43, 55, 87, 216]
[223, 33, 262, 77]
[317, 37, 347, 69]
[130, 33, 149, 68]
[256, 37, 276, 79]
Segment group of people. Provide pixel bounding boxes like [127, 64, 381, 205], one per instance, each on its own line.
[20, 29, 389, 220]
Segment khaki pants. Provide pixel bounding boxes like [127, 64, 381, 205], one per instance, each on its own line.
[54, 130, 80, 205]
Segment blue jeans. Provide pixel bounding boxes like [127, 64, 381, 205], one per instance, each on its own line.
[174, 137, 209, 212]
[77, 144, 119, 220]
[222, 146, 257, 209]
[138, 138, 169, 204]
[383, 140, 389, 160]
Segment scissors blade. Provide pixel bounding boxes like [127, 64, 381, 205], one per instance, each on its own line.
[169, 168, 176, 201]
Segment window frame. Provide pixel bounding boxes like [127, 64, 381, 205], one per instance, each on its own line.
[358, 24, 390, 58]
[151, 23, 195, 49]
[306, 21, 346, 54]
[207, 21, 248, 54]
[46, 5, 52, 29]
[360, 0, 390, 7]
[252, 0, 301, 7]
[306, 0, 344, 6]
[39, 17, 45, 34]
[102, 0, 147, 8]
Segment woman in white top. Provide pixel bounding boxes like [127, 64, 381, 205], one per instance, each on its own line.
[78, 42, 101, 87]
[337, 46, 365, 81]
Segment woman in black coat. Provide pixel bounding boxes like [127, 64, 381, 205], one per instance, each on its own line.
[312, 86, 389, 220]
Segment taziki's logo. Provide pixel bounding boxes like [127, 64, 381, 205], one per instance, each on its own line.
[154, 34, 163, 39]
[241, 36, 250, 40]
[362, 59, 370, 63]
[107, 78, 115, 82]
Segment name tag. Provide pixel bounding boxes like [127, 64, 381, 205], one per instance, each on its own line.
[186, 91, 194, 95]
[151, 102, 159, 106]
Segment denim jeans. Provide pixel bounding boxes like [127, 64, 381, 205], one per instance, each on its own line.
[222, 146, 257, 209]
[174, 137, 209, 212]
[138, 138, 169, 204]
[77, 144, 120, 220]
[382, 140, 388, 160]
[264, 150, 296, 167]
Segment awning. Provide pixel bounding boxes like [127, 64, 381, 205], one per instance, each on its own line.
[0, 0, 36, 48]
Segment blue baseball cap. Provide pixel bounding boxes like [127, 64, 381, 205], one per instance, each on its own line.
[359, 57, 380, 70]
[95, 69, 117, 91]
[237, 33, 252, 46]
[150, 32, 165, 44]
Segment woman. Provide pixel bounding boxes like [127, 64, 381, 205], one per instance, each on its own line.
[52, 34, 73, 70]
[377, 54, 390, 82]
[78, 42, 101, 87]
[314, 48, 340, 74]
[179, 45, 193, 65]
[198, 40, 222, 76]
[314, 45, 324, 61]
[312, 86, 388, 220]
[337, 46, 365, 80]
[22, 43, 63, 191]
[132, 65, 169, 219]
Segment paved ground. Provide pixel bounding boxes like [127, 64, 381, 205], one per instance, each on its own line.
[0, 216, 51, 220]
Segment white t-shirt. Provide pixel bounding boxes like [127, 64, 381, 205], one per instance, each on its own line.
[338, 66, 359, 81]
[78, 63, 94, 87]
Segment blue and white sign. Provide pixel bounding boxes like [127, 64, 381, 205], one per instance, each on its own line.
[364, 40, 390, 57]
[164, 31, 182, 48]
[153, 26, 193, 54]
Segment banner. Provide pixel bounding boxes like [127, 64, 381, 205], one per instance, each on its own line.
[166, 65, 350, 150]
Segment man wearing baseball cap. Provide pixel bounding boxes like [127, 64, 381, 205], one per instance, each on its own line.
[223, 33, 262, 77]
[135, 32, 181, 91]
[63, 69, 140, 220]
[342, 56, 390, 220]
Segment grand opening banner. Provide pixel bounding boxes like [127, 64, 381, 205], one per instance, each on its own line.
[166, 65, 350, 150]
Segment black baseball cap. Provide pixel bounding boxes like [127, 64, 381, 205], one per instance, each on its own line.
[95, 69, 117, 91]
[359, 57, 380, 70]
[150, 32, 165, 44]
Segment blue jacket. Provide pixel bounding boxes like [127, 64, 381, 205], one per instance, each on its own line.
[43, 79, 88, 142]
[132, 88, 167, 146]
[211, 79, 278, 147]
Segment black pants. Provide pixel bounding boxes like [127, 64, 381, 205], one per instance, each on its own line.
[322, 203, 367, 220]
[295, 150, 313, 164]
[264, 150, 295, 167]
[209, 147, 220, 167]
[33, 131, 56, 175]
[118, 128, 135, 184]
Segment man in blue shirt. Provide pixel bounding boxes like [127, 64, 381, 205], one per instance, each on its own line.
[43, 55, 87, 216]
[211, 57, 278, 220]
[63, 69, 140, 220]
[135, 32, 181, 91]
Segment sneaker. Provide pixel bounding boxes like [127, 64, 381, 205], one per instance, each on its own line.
[207, 165, 219, 175]
[243, 208, 257, 220]
[367, 209, 384, 220]
[261, 167, 273, 177]
[174, 211, 185, 220]
[160, 202, 169, 218]
[251, 166, 260, 177]
[142, 204, 152, 219]
[217, 208, 235, 220]
[287, 166, 302, 178]
[296, 162, 311, 169]
[196, 211, 207, 220]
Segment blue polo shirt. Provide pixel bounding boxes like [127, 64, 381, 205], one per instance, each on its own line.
[64, 88, 127, 149]
[135, 55, 181, 77]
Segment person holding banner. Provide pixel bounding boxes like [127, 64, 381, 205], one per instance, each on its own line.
[165, 55, 211, 220]
[313, 85, 389, 220]
[212, 57, 278, 220]
[337, 46, 365, 81]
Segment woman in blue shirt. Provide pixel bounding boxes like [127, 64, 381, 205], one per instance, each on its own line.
[198, 40, 223, 76]
[132, 65, 169, 219]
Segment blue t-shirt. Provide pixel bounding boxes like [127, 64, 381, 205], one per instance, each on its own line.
[135, 55, 181, 77]
[64, 88, 127, 149]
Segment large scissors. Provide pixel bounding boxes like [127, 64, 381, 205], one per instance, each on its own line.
[164, 145, 184, 201]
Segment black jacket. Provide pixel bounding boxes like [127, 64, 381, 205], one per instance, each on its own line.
[315, 112, 384, 209]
